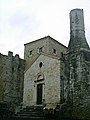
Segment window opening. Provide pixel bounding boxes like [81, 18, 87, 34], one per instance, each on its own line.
[53, 49, 56, 54]
[39, 62, 43, 68]
[29, 50, 32, 56]
[39, 47, 42, 53]
[61, 52, 64, 57]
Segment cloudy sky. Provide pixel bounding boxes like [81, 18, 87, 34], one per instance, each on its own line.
[0, 0, 90, 58]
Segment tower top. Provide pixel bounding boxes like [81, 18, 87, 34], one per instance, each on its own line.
[70, 8, 85, 33]
[68, 8, 89, 52]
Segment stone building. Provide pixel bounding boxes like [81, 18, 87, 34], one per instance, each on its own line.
[0, 8, 90, 120]
[23, 36, 67, 107]
[0, 51, 25, 109]
[23, 8, 90, 119]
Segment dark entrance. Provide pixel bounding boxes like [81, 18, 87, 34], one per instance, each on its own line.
[37, 84, 43, 104]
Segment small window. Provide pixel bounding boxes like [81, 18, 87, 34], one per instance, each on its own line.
[61, 52, 63, 57]
[29, 50, 32, 56]
[39, 62, 43, 68]
[38, 47, 43, 53]
[53, 49, 56, 54]
[39, 47, 42, 53]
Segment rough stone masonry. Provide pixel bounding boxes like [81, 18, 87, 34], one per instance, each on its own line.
[0, 51, 25, 110]
[61, 9, 90, 119]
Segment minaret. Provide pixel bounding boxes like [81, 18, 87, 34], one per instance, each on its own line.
[68, 8, 89, 52]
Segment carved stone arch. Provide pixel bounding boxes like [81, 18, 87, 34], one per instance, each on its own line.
[37, 72, 44, 81]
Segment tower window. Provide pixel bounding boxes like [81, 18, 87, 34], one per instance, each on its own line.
[61, 52, 64, 57]
[53, 49, 56, 54]
[29, 50, 32, 56]
[38, 47, 43, 53]
[39, 47, 42, 52]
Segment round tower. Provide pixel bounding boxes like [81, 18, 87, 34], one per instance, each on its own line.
[68, 8, 89, 52]
[70, 9, 85, 35]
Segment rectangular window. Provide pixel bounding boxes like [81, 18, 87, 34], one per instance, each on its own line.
[53, 48, 57, 54]
[39, 47, 42, 52]
[38, 47, 43, 53]
[29, 50, 32, 56]
[61, 52, 63, 57]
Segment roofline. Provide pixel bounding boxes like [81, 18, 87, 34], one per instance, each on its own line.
[24, 35, 67, 48]
[48, 36, 67, 48]
[24, 36, 49, 45]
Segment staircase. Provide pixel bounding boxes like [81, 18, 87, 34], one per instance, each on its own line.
[13, 105, 45, 120]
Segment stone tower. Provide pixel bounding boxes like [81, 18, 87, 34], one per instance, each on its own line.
[68, 9, 89, 52]
[64, 9, 90, 119]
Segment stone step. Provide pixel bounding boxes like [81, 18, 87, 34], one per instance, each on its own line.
[16, 112, 44, 117]
[18, 111, 43, 114]
[14, 115, 44, 119]
[21, 109, 43, 113]
[14, 112, 44, 117]
[14, 106, 45, 119]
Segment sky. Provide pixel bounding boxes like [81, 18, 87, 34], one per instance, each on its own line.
[0, 0, 90, 58]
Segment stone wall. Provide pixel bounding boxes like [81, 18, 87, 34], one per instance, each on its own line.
[72, 50, 90, 119]
[61, 49, 90, 119]
[0, 51, 25, 109]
